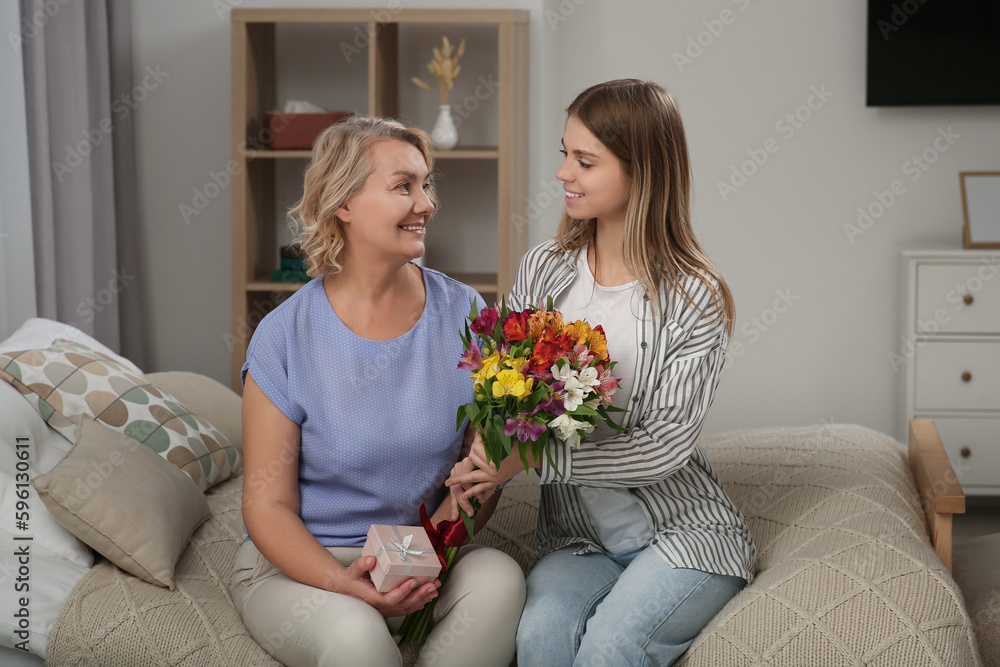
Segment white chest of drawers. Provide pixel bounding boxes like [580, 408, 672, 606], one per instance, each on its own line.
[900, 249, 1000, 495]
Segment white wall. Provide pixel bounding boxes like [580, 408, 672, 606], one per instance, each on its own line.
[128, 0, 999, 439]
[544, 1, 999, 438]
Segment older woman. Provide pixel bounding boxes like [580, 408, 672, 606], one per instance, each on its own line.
[231, 116, 524, 667]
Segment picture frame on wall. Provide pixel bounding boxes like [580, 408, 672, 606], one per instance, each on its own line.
[960, 171, 1000, 248]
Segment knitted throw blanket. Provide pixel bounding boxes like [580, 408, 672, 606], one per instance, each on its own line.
[48, 425, 980, 666]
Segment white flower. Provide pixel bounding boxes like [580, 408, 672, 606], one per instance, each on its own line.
[562, 375, 586, 412]
[577, 365, 600, 389]
[551, 362, 574, 382]
[550, 413, 594, 448]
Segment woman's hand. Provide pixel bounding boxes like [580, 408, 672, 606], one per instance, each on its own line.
[446, 431, 531, 516]
[428, 489, 460, 528]
[331, 556, 440, 618]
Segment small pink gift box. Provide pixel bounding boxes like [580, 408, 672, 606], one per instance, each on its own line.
[361, 524, 442, 593]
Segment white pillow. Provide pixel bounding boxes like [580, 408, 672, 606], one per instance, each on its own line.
[1, 379, 95, 568]
[0, 318, 134, 570]
[0, 318, 141, 374]
[0, 532, 91, 660]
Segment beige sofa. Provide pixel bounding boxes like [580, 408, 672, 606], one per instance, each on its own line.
[45, 373, 981, 666]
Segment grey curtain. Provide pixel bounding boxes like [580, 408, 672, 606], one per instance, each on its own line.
[21, 0, 147, 368]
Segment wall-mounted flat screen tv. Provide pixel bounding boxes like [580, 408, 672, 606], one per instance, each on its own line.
[867, 0, 1000, 106]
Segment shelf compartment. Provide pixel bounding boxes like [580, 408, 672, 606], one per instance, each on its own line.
[246, 280, 308, 293]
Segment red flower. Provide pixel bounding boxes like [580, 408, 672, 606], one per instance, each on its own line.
[529, 329, 573, 374]
[501, 308, 534, 342]
[470, 308, 499, 335]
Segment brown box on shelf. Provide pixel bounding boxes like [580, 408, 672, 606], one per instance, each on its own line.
[265, 111, 353, 150]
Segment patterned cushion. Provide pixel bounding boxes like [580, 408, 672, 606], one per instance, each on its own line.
[0, 339, 241, 491]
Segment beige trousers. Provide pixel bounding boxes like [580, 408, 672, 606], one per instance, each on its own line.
[231, 539, 525, 667]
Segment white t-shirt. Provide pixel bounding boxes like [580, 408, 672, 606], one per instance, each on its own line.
[553, 247, 653, 553]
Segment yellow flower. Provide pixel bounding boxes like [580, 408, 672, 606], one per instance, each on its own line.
[563, 320, 593, 345]
[528, 311, 564, 340]
[586, 327, 609, 362]
[505, 356, 529, 374]
[491, 369, 534, 399]
[480, 352, 502, 379]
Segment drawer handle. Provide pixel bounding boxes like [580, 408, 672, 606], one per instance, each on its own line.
[961, 371, 972, 383]
[960, 447, 971, 458]
[963, 294, 974, 305]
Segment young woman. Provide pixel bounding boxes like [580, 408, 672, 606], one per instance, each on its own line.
[233, 116, 524, 667]
[447, 80, 756, 665]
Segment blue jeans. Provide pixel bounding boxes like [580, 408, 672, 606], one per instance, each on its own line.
[516, 544, 745, 667]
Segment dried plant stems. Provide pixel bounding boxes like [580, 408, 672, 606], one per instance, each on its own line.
[412, 36, 466, 106]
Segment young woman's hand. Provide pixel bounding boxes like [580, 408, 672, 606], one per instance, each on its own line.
[331, 556, 440, 618]
[447, 457, 479, 516]
[446, 431, 534, 516]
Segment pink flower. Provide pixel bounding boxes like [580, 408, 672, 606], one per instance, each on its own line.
[457, 342, 483, 371]
[572, 343, 595, 367]
[595, 367, 620, 404]
[470, 308, 499, 335]
[504, 417, 547, 443]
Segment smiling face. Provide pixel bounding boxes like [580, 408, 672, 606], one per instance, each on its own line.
[556, 115, 631, 225]
[336, 139, 434, 264]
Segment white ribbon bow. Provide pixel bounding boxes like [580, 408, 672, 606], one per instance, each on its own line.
[374, 527, 435, 576]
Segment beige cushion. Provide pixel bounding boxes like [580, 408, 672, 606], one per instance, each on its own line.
[146, 371, 244, 455]
[952, 532, 1000, 665]
[48, 475, 281, 666]
[0, 339, 241, 491]
[32, 418, 211, 589]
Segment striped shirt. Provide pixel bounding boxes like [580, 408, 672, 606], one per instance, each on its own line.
[511, 240, 757, 582]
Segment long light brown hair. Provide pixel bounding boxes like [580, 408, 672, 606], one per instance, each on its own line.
[555, 79, 734, 334]
[289, 116, 434, 278]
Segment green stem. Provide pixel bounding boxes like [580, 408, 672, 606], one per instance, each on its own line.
[398, 546, 461, 645]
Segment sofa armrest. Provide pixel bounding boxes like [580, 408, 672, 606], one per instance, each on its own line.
[908, 418, 965, 572]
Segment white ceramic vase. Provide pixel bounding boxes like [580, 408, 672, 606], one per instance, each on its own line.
[431, 104, 459, 150]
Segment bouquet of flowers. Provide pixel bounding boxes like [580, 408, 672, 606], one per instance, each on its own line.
[398, 298, 626, 646]
[455, 297, 626, 530]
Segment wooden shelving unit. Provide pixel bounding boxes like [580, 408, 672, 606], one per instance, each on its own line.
[230, 8, 529, 390]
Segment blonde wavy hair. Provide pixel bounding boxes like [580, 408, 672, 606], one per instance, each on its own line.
[289, 116, 435, 278]
[555, 79, 735, 335]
